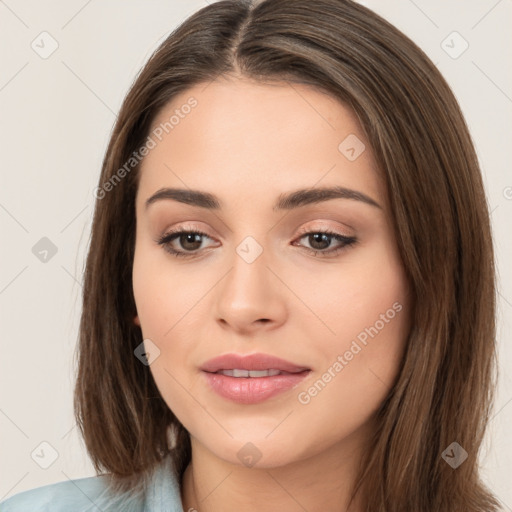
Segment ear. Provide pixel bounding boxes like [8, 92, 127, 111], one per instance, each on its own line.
[133, 315, 141, 326]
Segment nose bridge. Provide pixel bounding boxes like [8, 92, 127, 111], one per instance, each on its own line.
[213, 231, 286, 329]
[224, 233, 271, 302]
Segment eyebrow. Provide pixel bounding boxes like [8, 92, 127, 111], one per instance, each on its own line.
[144, 186, 382, 211]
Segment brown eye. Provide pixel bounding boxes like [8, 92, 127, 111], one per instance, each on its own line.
[157, 229, 214, 258]
[294, 229, 357, 258]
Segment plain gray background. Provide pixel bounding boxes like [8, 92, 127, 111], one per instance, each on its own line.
[1, 0, 511, 507]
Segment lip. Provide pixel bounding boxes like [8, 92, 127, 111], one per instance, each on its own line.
[200, 353, 311, 404]
[200, 353, 310, 373]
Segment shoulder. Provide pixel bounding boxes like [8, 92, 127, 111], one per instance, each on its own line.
[0, 474, 143, 512]
[0, 455, 183, 512]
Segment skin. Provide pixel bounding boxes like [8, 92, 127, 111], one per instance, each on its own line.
[132, 76, 411, 512]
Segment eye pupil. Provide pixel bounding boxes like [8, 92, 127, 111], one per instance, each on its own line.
[309, 233, 331, 250]
[180, 233, 202, 250]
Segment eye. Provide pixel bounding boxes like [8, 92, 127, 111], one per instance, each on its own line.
[293, 226, 357, 258]
[156, 227, 216, 258]
[156, 225, 357, 259]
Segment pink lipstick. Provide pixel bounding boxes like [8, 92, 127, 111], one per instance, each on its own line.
[200, 353, 311, 404]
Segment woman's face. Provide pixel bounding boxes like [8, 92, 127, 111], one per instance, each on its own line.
[132, 77, 410, 468]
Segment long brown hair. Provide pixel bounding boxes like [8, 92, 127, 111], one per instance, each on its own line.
[73, 0, 501, 510]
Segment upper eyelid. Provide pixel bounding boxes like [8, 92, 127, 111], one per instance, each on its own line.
[160, 225, 353, 245]
[162, 219, 354, 237]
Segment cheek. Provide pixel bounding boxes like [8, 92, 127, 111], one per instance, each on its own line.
[291, 304, 408, 460]
[290, 236, 408, 357]
[131, 241, 205, 340]
[291, 241, 410, 432]
[131, 244, 211, 416]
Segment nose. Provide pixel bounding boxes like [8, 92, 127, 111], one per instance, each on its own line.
[213, 242, 288, 335]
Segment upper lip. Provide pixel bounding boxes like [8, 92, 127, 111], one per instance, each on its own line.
[200, 353, 310, 373]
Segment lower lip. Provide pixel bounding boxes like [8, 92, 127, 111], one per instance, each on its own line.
[201, 370, 311, 404]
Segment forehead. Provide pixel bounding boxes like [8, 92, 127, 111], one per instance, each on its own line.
[137, 77, 384, 211]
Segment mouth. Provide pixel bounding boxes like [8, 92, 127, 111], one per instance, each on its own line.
[200, 353, 311, 404]
[211, 368, 300, 377]
[200, 352, 310, 374]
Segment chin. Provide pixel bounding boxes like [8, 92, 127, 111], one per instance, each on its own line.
[202, 433, 308, 470]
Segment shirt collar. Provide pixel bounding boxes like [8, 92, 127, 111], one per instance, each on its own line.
[144, 454, 185, 512]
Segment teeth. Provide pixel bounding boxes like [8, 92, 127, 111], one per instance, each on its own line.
[217, 369, 282, 377]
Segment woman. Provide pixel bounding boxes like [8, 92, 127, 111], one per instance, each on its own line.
[0, 0, 501, 510]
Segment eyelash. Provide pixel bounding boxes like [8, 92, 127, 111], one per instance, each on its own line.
[156, 228, 357, 258]
[156, 225, 357, 259]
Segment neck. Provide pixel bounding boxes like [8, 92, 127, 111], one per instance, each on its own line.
[179, 429, 369, 512]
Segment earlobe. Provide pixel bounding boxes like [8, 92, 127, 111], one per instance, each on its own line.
[133, 315, 141, 326]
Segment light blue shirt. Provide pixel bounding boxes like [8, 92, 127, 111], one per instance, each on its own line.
[0, 455, 185, 511]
